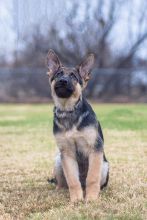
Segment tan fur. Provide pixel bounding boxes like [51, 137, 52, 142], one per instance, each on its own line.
[81, 75, 90, 89]
[55, 126, 100, 202]
[86, 152, 103, 201]
[55, 126, 97, 157]
[61, 153, 83, 202]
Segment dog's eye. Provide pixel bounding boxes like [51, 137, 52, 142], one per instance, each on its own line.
[56, 71, 63, 77]
[50, 71, 63, 82]
[70, 73, 78, 81]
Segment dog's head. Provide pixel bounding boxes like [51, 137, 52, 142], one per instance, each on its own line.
[46, 50, 94, 109]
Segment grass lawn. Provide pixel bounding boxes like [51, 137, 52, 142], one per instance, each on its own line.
[0, 103, 146, 220]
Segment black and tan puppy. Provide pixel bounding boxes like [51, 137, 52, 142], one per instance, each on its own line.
[46, 50, 109, 202]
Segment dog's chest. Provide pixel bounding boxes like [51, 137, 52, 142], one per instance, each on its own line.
[55, 126, 97, 156]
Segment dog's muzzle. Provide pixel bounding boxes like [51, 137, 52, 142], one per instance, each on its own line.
[54, 77, 74, 98]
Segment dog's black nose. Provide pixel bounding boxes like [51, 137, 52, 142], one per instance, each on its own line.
[59, 78, 68, 85]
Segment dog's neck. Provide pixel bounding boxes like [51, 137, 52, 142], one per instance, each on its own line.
[53, 95, 82, 112]
[54, 95, 82, 118]
[54, 97, 83, 120]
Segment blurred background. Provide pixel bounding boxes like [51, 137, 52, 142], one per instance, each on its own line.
[0, 0, 147, 103]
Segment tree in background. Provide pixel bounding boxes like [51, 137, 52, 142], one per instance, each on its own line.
[0, 0, 147, 101]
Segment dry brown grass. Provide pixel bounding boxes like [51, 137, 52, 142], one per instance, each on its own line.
[0, 104, 146, 220]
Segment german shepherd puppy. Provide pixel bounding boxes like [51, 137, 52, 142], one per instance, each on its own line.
[46, 50, 109, 202]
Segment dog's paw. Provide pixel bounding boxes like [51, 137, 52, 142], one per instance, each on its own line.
[85, 187, 100, 202]
[85, 193, 98, 202]
[85, 183, 100, 202]
[70, 189, 84, 203]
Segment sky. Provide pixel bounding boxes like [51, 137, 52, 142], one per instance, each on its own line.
[0, 0, 147, 62]
[0, 1, 15, 57]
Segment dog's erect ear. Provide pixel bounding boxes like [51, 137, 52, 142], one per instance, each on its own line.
[78, 54, 95, 83]
[46, 49, 61, 76]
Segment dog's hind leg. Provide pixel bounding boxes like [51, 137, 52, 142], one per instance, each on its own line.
[100, 155, 109, 189]
[54, 153, 68, 189]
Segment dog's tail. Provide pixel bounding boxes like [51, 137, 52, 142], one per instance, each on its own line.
[47, 177, 57, 185]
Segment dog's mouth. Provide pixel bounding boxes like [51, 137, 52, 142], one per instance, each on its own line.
[54, 82, 74, 98]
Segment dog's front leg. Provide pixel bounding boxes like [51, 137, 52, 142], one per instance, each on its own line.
[61, 152, 83, 203]
[86, 151, 103, 201]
